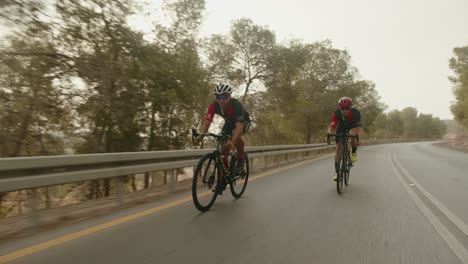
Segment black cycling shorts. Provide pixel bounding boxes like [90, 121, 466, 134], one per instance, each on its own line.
[335, 125, 360, 143]
[222, 121, 250, 136]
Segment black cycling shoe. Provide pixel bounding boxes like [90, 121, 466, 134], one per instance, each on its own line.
[212, 180, 226, 195]
[234, 158, 245, 174]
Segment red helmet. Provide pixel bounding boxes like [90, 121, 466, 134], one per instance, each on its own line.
[338, 97, 352, 108]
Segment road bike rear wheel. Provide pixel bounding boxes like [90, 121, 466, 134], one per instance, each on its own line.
[230, 153, 249, 198]
[192, 153, 221, 212]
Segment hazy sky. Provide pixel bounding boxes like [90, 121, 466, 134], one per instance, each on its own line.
[193, 0, 468, 120]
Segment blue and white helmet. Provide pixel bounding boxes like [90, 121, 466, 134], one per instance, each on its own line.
[213, 83, 232, 95]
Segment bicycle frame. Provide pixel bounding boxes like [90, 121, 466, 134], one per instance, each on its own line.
[192, 129, 235, 181]
[327, 131, 359, 193]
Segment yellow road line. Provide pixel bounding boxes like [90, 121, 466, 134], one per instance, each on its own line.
[0, 154, 332, 263]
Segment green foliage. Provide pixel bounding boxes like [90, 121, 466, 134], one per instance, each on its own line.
[202, 18, 276, 101]
[0, 9, 72, 157]
[372, 109, 447, 139]
[449, 45, 468, 128]
[251, 40, 386, 143]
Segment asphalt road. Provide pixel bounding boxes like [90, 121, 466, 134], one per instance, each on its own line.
[1, 142, 468, 264]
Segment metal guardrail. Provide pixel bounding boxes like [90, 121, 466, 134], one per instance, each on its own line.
[0, 143, 334, 193]
[0, 139, 433, 225]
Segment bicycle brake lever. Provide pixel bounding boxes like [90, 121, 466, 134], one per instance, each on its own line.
[191, 128, 199, 141]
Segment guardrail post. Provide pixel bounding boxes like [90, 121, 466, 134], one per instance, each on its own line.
[30, 188, 40, 226]
[171, 169, 178, 193]
[116, 176, 125, 205]
[250, 158, 254, 172]
[264, 156, 268, 169]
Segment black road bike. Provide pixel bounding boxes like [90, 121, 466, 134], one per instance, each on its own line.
[191, 129, 249, 212]
[327, 131, 359, 194]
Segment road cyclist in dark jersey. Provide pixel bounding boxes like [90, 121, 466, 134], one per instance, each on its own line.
[326, 97, 363, 181]
[193, 83, 251, 187]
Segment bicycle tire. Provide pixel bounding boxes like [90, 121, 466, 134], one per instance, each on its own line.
[192, 153, 221, 212]
[336, 147, 344, 194]
[230, 153, 249, 198]
[344, 147, 350, 186]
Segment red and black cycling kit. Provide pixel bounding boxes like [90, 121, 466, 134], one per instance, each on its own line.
[205, 98, 251, 135]
[330, 107, 361, 133]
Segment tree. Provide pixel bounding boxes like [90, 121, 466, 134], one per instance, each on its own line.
[203, 18, 276, 101]
[52, 0, 148, 197]
[229, 18, 276, 101]
[0, 2, 72, 157]
[144, 0, 209, 151]
[449, 45, 468, 128]
[400, 107, 418, 139]
[56, 0, 146, 154]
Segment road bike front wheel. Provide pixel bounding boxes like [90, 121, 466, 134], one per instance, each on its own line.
[192, 153, 221, 212]
[344, 149, 351, 186]
[337, 149, 344, 194]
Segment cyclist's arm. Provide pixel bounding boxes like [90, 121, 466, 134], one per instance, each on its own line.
[194, 104, 214, 144]
[201, 103, 215, 133]
[199, 120, 211, 134]
[355, 127, 363, 143]
[353, 109, 362, 143]
[327, 112, 338, 135]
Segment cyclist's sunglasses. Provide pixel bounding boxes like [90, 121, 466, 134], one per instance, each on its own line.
[340, 107, 350, 111]
[215, 94, 229, 100]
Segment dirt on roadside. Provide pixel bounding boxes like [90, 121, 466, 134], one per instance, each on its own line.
[433, 135, 468, 153]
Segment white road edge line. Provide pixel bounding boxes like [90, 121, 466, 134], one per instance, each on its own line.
[391, 152, 468, 264]
[393, 154, 468, 238]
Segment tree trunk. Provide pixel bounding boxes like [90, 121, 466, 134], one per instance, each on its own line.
[17, 191, 23, 214]
[131, 175, 137, 191]
[242, 79, 253, 102]
[148, 105, 157, 150]
[91, 180, 100, 199]
[144, 172, 150, 189]
[12, 111, 33, 157]
[104, 179, 111, 197]
[45, 187, 51, 208]
[38, 133, 49, 155]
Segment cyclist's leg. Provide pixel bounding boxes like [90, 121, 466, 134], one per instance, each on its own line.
[335, 143, 342, 171]
[349, 127, 359, 162]
[349, 127, 358, 147]
[235, 137, 245, 158]
[333, 132, 343, 180]
[335, 127, 347, 170]
[221, 122, 235, 168]
[233, 125, 245, 158]
[232, 125, 246, 172]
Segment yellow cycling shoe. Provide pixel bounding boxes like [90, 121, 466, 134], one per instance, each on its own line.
[351, 153, 358, 162]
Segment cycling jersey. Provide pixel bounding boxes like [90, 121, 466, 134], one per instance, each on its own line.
[205, 98, 250, 124]
[205, 98, 251, 135]
[330, 107, 362, 131]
